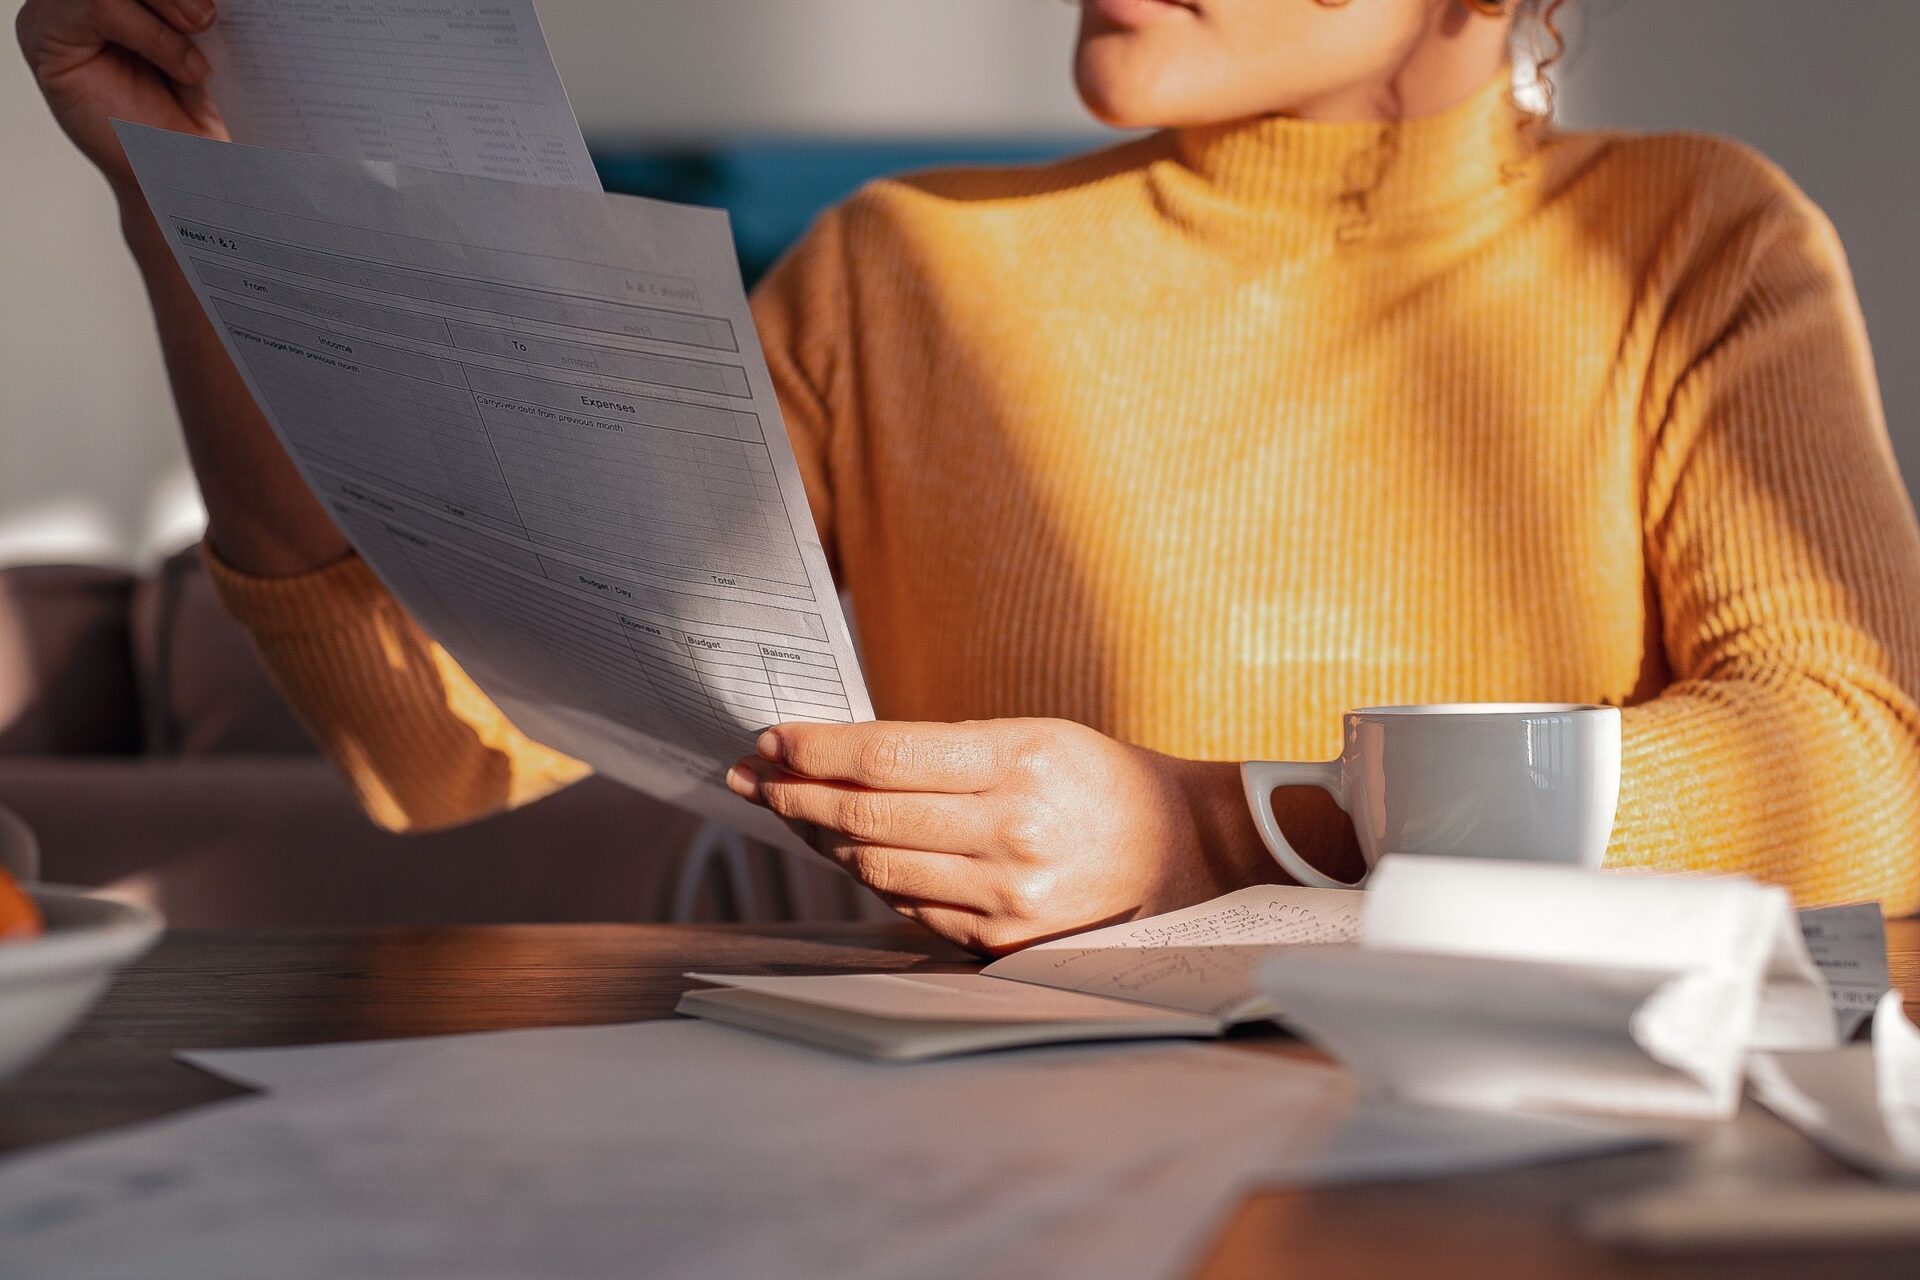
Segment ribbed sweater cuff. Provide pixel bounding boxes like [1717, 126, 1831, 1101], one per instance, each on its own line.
[200, 542, 388, 637]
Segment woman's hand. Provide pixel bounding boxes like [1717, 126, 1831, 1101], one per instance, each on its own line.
[17, 0, 228, 198]
[727, 718, 1271, 955]
[20, 0, 349, 576]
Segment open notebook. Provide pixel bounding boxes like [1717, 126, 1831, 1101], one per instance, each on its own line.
[676, 886, 1361, 1060]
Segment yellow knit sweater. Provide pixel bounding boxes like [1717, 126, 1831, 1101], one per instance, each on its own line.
[211, 76, 1920, 912]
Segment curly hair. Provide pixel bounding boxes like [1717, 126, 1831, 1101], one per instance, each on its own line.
[1335, 0, 1574, 239]
[1516, 0, 1572, 128]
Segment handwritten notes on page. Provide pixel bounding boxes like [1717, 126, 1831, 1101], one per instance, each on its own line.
[201, 0, 601, 190]
[674, 886, 1360, 1059]
[1260, 856, 1838, 1119]
[115, 123, 871, 851]
[985, 886, 1362, 1020]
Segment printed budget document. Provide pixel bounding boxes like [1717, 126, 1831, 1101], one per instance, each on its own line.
[199, 0, 601, 190]
[116, 123, 872, 849]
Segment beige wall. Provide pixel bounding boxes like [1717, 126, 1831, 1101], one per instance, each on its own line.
[539, 0, 1088, 140]
[2, 0, 1915, 567]
[1551, 0, 1920, 491]
[0, 46, 203, 568]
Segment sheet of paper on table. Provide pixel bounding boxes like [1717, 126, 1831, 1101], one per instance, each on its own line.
[200, 0, 601, 190]
[676, 885, 1362, 1058]
[1579, 1181, 1920, 1253]
[115, 123, 870, 852]
[0, 1020, 1651, 1280]
[1259, 856, 1839, 1119]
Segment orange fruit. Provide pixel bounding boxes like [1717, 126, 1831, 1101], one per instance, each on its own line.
[0, 867, 40, 941]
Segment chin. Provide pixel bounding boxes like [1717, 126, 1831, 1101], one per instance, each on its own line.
[1074, 29, 1253, 130]
[1074, 39, 1186, 129]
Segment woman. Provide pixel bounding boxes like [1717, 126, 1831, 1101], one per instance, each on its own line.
[18, 0, 1920, 951]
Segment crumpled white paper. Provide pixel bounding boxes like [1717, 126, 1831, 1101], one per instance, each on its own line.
[1260, 856, 1841, 1120]
[1750, 990, 1920, 1181]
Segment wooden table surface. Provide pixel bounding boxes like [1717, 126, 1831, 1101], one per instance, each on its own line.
[2, 918, 1915, 1278]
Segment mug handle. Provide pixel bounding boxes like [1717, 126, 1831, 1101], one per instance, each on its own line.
[1239, 760, 1365, 890]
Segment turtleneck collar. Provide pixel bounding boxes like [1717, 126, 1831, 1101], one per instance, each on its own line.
[1165, 70, 1535, 232]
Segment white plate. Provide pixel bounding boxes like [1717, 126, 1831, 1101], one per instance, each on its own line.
[0, 885, 163, 1083]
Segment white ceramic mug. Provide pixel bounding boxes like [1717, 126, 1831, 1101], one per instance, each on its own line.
[1240, 703, 1621, 890]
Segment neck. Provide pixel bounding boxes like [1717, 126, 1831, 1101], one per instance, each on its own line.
[1165, 69, 1533, 233]
[1284, 5, 1514, 123]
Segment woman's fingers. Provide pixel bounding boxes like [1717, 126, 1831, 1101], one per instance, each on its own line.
[878, 898, 1025, 958]
[93, 0, 209, 83]
[142, 0, 216, 36]
[729, 764, 1003, 855]
[814, 842, 993, 909]
[171, 76, 230, 136]
[760, 720, 1019, 793]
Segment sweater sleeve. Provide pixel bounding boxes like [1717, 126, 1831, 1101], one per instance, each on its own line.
[1612, 188, 1920, 914]
[204, 546, 591, 832]
[204, 214, 851, 833]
